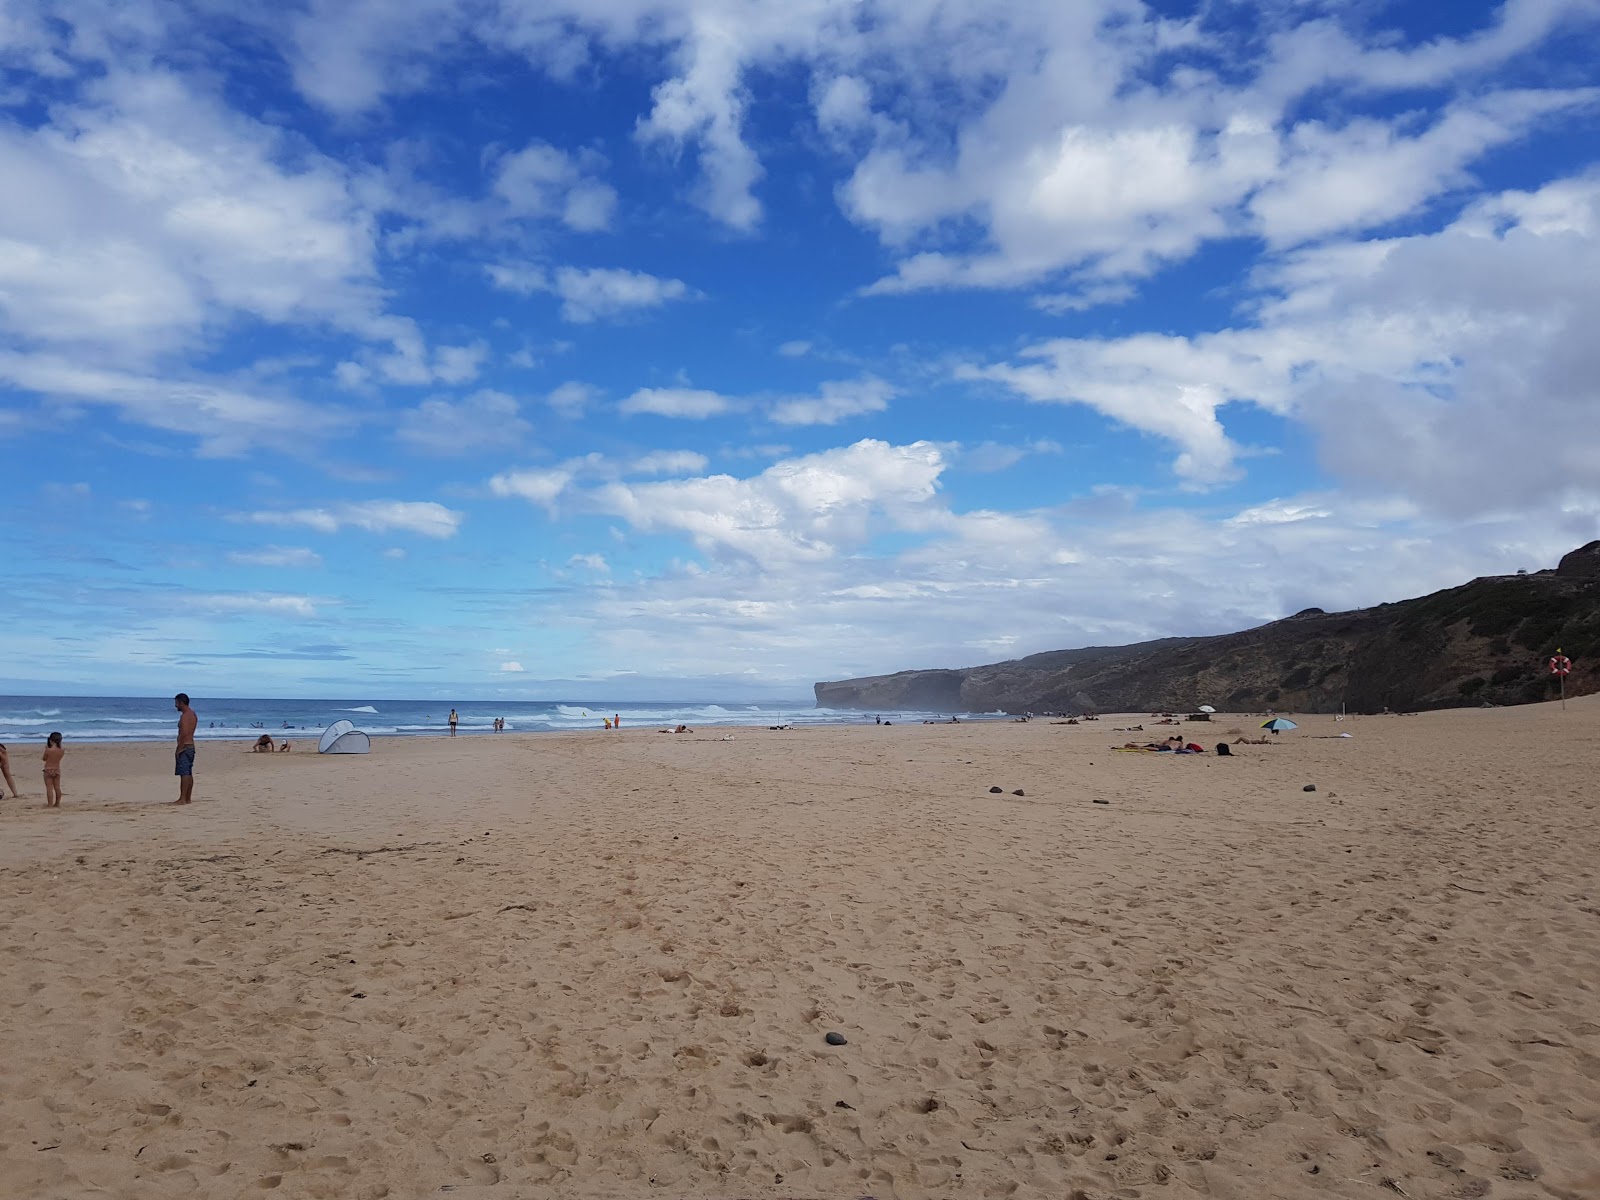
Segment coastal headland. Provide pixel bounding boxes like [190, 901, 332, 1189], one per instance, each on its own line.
[816, 541, 1600, 715]
[3, 702, 1597, 1198]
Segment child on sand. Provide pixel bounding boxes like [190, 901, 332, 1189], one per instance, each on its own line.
[42, 732, 64, 807]
[0, 742, 19, 798]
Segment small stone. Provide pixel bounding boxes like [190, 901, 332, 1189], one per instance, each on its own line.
[1011, 789, 1024, 796]
[825, 1032, 848, 1046]
[988, 786, 1003, 794]
[1303, 784, 1317, 792]
[1092, 798, 1110, 805]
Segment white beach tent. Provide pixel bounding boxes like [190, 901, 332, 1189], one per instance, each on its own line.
[318, 719, 371, 755]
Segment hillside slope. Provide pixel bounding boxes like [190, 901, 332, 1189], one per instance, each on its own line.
[815, 542, 1600, 714]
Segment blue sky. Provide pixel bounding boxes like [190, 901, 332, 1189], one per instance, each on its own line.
[3, 0, 1599, 699]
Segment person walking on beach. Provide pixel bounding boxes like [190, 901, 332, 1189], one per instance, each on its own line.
[41, 732, 64, 807]
[449, 708, 459, 737]
[174, 693, 198, 804]
[0, 742, 19, 798]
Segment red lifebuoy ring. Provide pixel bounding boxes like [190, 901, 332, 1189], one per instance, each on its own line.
[1549, 655, 1572, 676]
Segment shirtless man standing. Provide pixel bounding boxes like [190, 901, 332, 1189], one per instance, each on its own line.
[173, 693, 198, 804]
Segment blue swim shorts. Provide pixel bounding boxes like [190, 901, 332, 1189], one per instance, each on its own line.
[175, 745, 196, 777]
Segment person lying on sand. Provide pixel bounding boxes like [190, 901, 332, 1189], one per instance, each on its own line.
[657, 725, 694, 734]
[1233, 736, 1275, 745]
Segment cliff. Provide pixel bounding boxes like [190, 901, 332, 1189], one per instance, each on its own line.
[814, 543, 1600, 714]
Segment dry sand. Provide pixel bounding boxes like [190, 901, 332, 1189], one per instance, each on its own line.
[1, 701, 1597, 1200]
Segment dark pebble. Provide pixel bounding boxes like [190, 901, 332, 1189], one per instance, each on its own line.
[1092, 798, 1110, 805]
[1011, 789, 1024, 796]
[825, 1032, 848, 1046]
[1303, 784, 1317, 792]
[988, 786, 1003, 793]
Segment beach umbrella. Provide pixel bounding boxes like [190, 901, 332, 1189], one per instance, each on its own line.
[1198, 704, 1216, 713]
[1261, 718, 1298, 733]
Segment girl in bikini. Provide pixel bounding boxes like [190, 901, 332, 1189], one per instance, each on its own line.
[42, 732, 64, 807]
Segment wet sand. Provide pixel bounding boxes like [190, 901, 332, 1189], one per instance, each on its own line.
[2, 701, 1597, 1199]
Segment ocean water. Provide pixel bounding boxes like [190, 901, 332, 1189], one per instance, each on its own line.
[0, 696, 980, 745]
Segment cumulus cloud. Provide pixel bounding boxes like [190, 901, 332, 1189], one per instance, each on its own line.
[493, 140, 617, 231]
[0, 69, 392, 358]
[486, 263, 692, 322]
[769, 377, 895, 426]
[588, 439, 948, 565]
[619, 387, 735, 419]
[488, 465, 576, 507]
[242, 500, 464, 538]
[972, 171, 1600, 507]
[547, 267, 692, 322]
[499, 660, 525, 672]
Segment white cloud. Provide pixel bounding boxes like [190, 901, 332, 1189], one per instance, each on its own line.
[215, 0, 1600, 302]
[431, 341, 489, 385]
[971, 171, 1600, 506]
[0, 351, 349, 457]
[628, 449, 709, 476]
[777, 340, 812, 358]
[499, 661, 525, 672]
[568, 553, 609, 572]
[484, 262, 547, 295]
[382, 547, 407, 559]
[547, 380, 598, 418]
[1251, 91, 1598, 247]
[619, 386, 735, 419]
[550, 267, 692, 323]
[487, 263, 692, 323]
[395, 389, 530, 456]
[242, 500, 464, 538]
[488, 465, 576, 507]
[493, 140, 617, 231]
[196, 592, 323, 618]
[589, 439, 948, 565]
[0, 69, 390, 356]
[227, 545, 324, 568]
[769, 377, 894, 426]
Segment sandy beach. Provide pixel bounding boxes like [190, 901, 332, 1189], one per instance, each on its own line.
[2, 703, 1597, 1199]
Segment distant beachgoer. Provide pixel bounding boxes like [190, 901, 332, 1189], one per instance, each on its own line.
[279, 740, 291, 752]
[674, 724, 690, 733]
[614, 713, 620, 730]
[448, 708, 459, 737]
[0, 743, 18, 798]
[875, 715, 881, 725]
[603, 717, 612, 730]
[254, 734, 275, 752]
[174, 693, 198, 804]
[42, 732, 64, 807]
